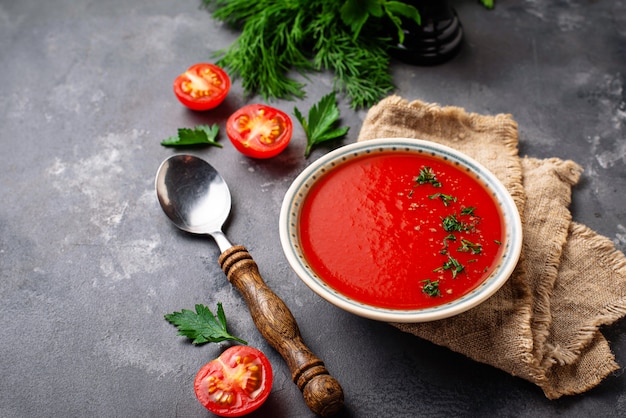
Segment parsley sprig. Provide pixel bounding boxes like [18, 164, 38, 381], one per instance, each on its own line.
[294, 92, 350, 158]
[161, 124, 222, 148]
[164, 303, 247, 345]
[340, 0, 421, 44]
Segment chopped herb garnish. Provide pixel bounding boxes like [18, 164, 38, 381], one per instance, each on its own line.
[442, 214, 466, 232]
[440, 234, 457, 254]
[445, 234, 457, 242]
[414, 166, 442, 187]
[421, 279, 441, 297]
[434, 255, 465, 278]
[458, 239, 483, 254]
[429, 193, 457, 206]
[461, 206, 477, 216]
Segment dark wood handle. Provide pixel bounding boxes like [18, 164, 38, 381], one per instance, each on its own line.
[219, 245, 344, 417]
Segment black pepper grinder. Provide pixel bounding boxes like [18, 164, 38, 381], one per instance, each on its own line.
[389, 0, 464, 65]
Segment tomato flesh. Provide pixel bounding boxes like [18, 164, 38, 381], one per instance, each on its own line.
[194, 346, 273, 417]
[226, 104, 292, 158]
[173, 63, 230, 111]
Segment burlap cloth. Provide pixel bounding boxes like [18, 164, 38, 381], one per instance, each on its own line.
[357, 96, 626, 399]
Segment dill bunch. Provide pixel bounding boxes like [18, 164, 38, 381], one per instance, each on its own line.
[201, 0, 396, 108]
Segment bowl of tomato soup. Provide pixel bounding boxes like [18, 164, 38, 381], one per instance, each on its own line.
[279, 138, 522, 322]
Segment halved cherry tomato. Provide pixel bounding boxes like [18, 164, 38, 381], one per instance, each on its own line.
[226, 104, 293, 159]
[194, 345, 273, 417]
[173, 63, 230, 111]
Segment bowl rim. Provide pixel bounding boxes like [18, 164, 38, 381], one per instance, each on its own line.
[279, 138, 523, 322]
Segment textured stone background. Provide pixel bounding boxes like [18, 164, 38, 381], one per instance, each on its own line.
[1, 0, 624, 416]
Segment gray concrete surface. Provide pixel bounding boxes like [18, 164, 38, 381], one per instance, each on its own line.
[1, 0, 625, 417]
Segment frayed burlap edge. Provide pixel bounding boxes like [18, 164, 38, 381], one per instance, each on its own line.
[540, 222, 626, 398]
[520, 158, 582, 373]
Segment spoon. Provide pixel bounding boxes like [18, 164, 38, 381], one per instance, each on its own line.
[155, 154, 344, 417]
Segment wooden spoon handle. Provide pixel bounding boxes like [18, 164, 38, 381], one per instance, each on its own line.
[219, 245, 344, 417]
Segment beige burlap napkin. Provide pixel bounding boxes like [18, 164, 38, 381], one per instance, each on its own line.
[357, 96, 626, 399]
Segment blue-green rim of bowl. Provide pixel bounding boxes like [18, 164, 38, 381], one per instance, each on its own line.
[279, 138, 523, 323]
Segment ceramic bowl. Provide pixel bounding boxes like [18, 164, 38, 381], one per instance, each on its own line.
[279, 138, 522, 322]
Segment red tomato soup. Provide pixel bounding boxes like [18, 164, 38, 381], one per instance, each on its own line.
[299, 151, 505, 309]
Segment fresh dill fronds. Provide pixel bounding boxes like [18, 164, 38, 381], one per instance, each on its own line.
[201, 0, 396, 108]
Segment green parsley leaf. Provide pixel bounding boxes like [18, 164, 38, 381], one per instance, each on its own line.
[480, 0, 495, 10]
[164, 303, 247, 345]
[340, 0, 383, 40]
[160, 124, 222, 148]
[294, 92, 350, 158]
[340, 0, 420, 44]
[382, 1, 422, 44]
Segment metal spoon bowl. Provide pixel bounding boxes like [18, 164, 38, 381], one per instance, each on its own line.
[155, 154, 343, 417]
[155, 154, 232, 251]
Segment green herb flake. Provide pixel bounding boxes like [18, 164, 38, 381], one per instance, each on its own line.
[294, 92, 349, 158]
[439, 255, 464, 279]
[161, 124, 222, 148]
[414, 166, 442, 187]
[458, 239, 483, 254]
[421, 279, 441, 297]
[442, 214, 466, 232]
[461, 206, 477, 216]
[429, 192, 457, 206]
[164, 303, 247, 345]
[440, 234, 457, 254]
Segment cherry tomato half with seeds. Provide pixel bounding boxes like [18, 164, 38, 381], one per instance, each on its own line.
[226, 104, 293, 159]
[173, 63, 230, 111]
[194, 345, 273, 417]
